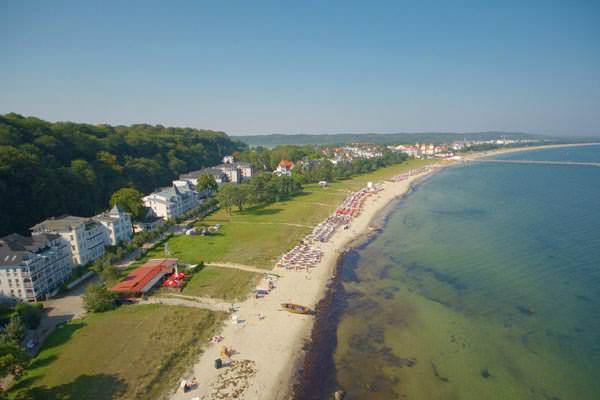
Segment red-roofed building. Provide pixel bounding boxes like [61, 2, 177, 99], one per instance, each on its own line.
[275, 160, 295, 176]
[110, 258, 177, 295]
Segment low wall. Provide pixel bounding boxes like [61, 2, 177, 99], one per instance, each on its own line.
[66, 270, 96, 290]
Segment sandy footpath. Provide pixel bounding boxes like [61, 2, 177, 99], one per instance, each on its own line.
[170, 142, 599, 400]
[170, 167, 441, 400]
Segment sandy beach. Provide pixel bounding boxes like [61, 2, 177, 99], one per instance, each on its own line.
[169, 165, 442, 400]
[461, 142, 600, 160]
[170, 142, 598, 400]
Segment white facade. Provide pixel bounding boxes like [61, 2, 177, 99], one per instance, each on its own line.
[275, 160, 294, 176]
[31, 216, 109, 266]
[343, 146, 383, 159]
[0, 233, 74, 302]
[389, 145, 422, 158]
[143, 183, 199, 220]
[94, 205, 133, 246]
[218, 165, 241, 184]
[235, 162, 254, 181]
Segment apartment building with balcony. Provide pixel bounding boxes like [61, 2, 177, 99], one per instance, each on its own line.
[143, 183, 199, 220]
[0, 233, 73, 302]
[31, 216, 109, 266]
[94, 205, 133, 246]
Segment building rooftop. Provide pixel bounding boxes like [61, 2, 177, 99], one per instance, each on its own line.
[181, 168, 226, 179]
[95, 205, 130, 223]
[278, 160, 294, 169]
[145, 186, 181, 201]
[0, 233, 61, 265]
[109, 204, 126, 215]
[31, 215, 93, 233]
[109, 258, 177, 293]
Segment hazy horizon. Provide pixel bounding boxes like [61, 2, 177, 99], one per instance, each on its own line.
[1, 1, 599, 136]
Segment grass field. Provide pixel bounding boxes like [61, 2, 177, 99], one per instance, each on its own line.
[181, 266, 262, 300]
[10, 305, 224, 400]
[133, 159, 435, 271]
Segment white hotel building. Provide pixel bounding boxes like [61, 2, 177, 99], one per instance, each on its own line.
[143, 182, 199, 220]
[31, 216, 109, 266]
[0, 233, 74, 302]
[94, 205, 133, 245]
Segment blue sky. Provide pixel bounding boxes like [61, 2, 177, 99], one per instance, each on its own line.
[1, 1, 599, 136]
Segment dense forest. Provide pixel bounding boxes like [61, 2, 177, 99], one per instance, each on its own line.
[233, 131, 552, 147]
[0, 113, 245, 236]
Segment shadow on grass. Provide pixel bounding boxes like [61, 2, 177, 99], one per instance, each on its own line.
[11, 373, 127, 400]
[38, 322, 86, 352]
[28, 355, 58, 370]
[293, 190, 313, 198]
[239, 205, 283, 216]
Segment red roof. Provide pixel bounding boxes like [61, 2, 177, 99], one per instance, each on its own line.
[278, 160, 294, 169]
[110, 259, 177, 293]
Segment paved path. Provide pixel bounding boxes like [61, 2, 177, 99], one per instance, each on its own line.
[114, 233, 170, 270]
[28, 275, 99, 354]
[205, 262, 271, 274]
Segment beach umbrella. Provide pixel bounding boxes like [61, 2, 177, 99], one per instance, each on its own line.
[171, 272, 185, 280]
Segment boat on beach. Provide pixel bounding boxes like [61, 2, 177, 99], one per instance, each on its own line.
[281, 303, 314, 315]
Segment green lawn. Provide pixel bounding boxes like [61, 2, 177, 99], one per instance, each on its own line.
[10, 305, 224, 400]
[137, 221, 309, 269]
[181, 266, 261, 301]
[131, 159, 437, 270]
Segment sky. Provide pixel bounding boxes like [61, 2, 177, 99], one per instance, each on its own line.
[1, 1, 599, 136]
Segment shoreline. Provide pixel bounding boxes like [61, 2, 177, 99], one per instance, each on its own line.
[171, 143, 595, 400]
[170, 163, 444, 400]
[460, 141, 600, 161]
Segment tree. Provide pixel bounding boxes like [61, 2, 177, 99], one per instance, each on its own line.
[1, 316, 25, 343]
[231, 185, 251, 211]
[109, 187, 144, 220]
[196, 173, 218, 192]
[15, 303, 43, 330]
[0, 113, 246, 237]
[217, 184, 251, 214]
[83, 284, 116, 313]
[216, 184, 236, 215]
[99, 265, 119, 283]
[0, 342, 29, 379]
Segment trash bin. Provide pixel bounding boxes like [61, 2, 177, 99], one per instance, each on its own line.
[214, 358, 222, 369]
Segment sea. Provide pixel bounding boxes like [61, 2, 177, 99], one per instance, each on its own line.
[297, 145, 600, 400]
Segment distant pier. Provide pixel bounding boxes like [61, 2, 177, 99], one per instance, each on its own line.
[464, 159, 600, 167]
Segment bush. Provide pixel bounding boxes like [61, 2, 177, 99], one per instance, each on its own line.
[15, 303, 43, 330]
[0, 341, 29, 379]
[100, 265, 119, 283]
[83, 284, 117, 313]
[1, 316, 25, 343]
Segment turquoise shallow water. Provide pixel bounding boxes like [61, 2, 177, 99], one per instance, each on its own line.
[331, 146, 600, 399]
